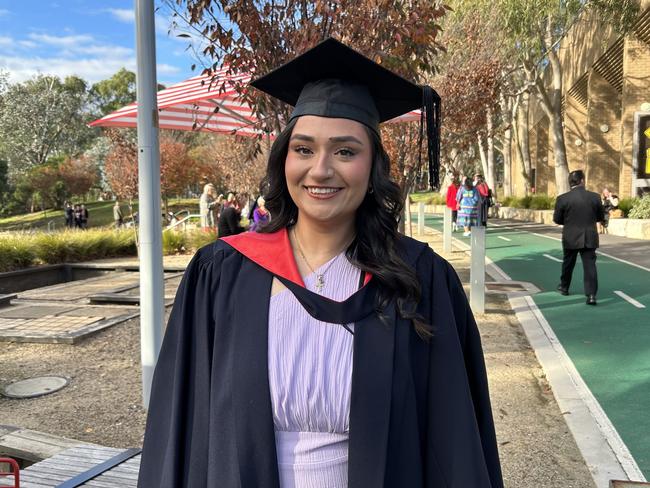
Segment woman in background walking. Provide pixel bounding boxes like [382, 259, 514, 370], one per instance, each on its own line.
[445, 176, 460, 231]
[456, 177, 480, 237]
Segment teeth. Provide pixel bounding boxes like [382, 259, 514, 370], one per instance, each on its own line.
[307, 187, 339, 194]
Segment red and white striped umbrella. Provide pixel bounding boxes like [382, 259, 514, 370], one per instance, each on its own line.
[90, 65, 421, 135]
[90, 67, 261, 136]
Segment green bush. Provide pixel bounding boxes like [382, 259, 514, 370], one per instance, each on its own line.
[629, 195, 650, 219]
[618, 197, 637, 217]
[0, 235, 36, 272]
[162, 230, 188, 255]
[188, 229, 218, 250]
[0, 229, 137, 272]
[499, 194, 555, 210]
[529, 194, 556, 210]
[410, 192, 446, 205]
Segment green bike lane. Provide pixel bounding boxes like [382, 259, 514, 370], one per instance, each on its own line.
[424, 215, 650, 478]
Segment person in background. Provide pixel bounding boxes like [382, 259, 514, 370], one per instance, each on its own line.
[249, 196, 270, 232]
[456, 177, 480, 237]
[73, 204, 82, 229]
[64, 202, 73, 229]
[199, 183, 218, 230]
[609, 194, 624, 219]
[598, 187, 612, 234]
[113, 201, 124, 228]
[445, 176, 461, 232]
[218, 196, 245, 237]
[223, 192, 236, 209]
[474, 174, 492, 225]
[553, 170, 605, 305]
[80, 204, 89, 229]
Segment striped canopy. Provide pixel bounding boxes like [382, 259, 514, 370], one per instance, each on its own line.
[90, 67, 260, 136]
[89, 66, 421, 135]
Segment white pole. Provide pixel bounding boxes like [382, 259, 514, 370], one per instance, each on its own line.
[135, 0, 164, 409]
[443, 206, 452, 253]
[470, 225, 486, 313]
[417, 202, 425, 235]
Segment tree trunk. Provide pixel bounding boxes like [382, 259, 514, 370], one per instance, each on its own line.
[534, 26, 570, 195]
[477, 134, 488, 180]
[518, 91, 533, 194]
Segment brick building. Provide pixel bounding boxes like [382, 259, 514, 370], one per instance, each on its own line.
[510, 1, 650, 198]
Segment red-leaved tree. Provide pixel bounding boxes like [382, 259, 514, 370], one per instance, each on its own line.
[59, 155, 100, 198]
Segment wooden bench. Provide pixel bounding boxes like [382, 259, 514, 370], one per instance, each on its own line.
[19, 445, 141, 487]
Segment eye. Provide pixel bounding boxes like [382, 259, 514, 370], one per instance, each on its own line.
[336, 147, 356, 158]
[292, 145, 313, 156]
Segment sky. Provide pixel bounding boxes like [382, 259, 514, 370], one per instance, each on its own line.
[0, 0, 202, 87]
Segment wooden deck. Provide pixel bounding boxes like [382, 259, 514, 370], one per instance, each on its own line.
[20, 445, 140, 487]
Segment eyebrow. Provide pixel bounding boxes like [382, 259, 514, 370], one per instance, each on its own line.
[290, 133, 365, 145]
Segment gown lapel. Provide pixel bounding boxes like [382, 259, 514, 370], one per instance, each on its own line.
[231, 258, 280, 488]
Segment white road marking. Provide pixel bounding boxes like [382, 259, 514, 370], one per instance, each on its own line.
[614, 291, 646, 309]
[543, 254, 563, 263]
[529, 232, 650, 274]
[497, 236, 511, 242]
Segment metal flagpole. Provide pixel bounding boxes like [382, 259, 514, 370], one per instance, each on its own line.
[135, 0, 164, 408]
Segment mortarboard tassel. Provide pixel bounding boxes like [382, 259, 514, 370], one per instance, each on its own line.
[419, 85, 441, 190]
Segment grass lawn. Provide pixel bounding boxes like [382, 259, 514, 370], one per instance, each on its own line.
[409, 191, 445, 204]
[0, 199, 200, 231]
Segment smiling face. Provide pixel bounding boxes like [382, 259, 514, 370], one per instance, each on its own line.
[285, 116, 373, 227]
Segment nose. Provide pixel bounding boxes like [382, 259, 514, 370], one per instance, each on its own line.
[309, 151, 334, 181]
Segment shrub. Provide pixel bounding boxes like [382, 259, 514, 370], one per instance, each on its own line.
[629, 195, 650, 219]
[618, 197, 637, 217]
[162, 230, 188, 254]
[0, 229, 137, 272]
[529, 194, 556, 210]
[0, 235, 36, 272]
[188, 229, 218, 250]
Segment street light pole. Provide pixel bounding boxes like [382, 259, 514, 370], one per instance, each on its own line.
[135, 0, 164, 409]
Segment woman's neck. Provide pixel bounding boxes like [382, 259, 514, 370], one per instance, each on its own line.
[291, 217, 355, 269]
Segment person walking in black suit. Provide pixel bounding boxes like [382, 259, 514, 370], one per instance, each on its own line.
[553, 170, 605, 305]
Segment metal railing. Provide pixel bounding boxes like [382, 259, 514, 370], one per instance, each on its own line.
[164, 213, 201, 232]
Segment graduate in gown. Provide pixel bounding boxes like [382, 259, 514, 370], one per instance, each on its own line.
[138, 38, 503, 488]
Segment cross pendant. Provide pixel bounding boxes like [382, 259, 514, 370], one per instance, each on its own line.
[315, 274, 325, 292]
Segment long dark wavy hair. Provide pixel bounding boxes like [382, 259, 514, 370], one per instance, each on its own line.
[260, 118, 429, 336]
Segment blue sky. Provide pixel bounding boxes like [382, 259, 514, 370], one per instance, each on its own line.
[0, 1, 201, 86]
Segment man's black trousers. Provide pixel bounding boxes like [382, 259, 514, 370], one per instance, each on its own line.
[560, 247, 598, 296]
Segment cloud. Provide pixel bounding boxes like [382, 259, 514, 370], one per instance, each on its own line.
[106, 8, 134, 23]
[28, 33, 94, 47]
[0, 36, 13, 46]
[0, 9, 9, 17]
[0, 53, 180, 84]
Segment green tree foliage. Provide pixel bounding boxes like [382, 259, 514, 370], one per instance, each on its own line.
[89, 68, 137, 116]
[0, 74, 94, 178]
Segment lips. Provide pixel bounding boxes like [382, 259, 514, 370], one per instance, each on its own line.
[304, 186, 342, 199]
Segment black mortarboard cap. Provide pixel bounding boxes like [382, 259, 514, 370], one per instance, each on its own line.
[250, 38, 442, 189]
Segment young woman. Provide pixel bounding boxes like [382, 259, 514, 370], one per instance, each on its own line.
[250, 195, 271, 232]
[456, 177, 480, 236]
[138, 38, 502, 488]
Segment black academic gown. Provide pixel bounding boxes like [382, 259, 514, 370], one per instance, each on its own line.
[138, 229, 503, 488]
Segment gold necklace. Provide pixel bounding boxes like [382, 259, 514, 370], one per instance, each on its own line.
[292, 227, 351, 292]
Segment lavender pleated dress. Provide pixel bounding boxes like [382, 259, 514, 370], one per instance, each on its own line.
[268, 252, 360, 488]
